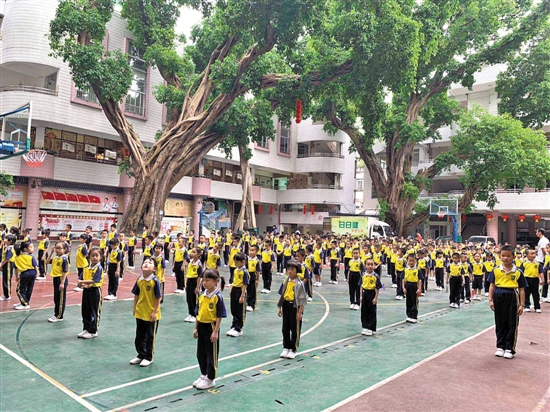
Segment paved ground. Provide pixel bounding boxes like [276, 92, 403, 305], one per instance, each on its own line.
[1, 256, 548, 412]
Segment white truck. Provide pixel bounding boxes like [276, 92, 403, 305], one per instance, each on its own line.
[325, 216, 393, 238]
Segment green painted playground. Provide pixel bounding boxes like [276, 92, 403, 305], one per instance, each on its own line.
[2, 265, 548, 412]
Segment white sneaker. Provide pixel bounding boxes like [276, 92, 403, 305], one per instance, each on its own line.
[392, 284, 397, 288]
[175, 289, 184, 294]
[265, 289, 271, 294]
[365, 329, 373, 336]
[261, 289, 267, 294]
[196, 377, 216, 390]
[317, 282, 322, 287]
[361, 329, 369, 335]
[280, 348, 290, 358]
[226, 328, 237, 337]
[495, 348, 505, 357]
[503, 350, 514, 359]
[37, 276, 46, 280]
[465, 299, 470, 304]
[395, 296, 401, 300]
[333, 281, 338, 285]
[15, 304, 30, 310]
[140, 359, 153, 367]
[449, 303, 454, 307]
[81, 332, 98, 339]
[399, 295, 404, 300]
[104, 295, 113, 300]
[187, 316, 196, 323]
[409, 318, 417, 324]
[353, 304, 360, 310]
[307, 297, 313, 302]
[193, 375, 207, 387]
[246, 306, 253, 312]
[0, 296, 11, 301]
[406, 317, 412, 323]
[286, 350, 296, 359]
[130, 357, 142, 365]
[485, 292, 489, 297]
[536, 309, 542, 313]
[119, 277, 123, 283]
[350, 304, 355, 310]
[524, 307, 531, 312]
[48, 316, 62, 323]
[73, 287, 83, 292]
[128, 266, 135, 269]
[77, 330, 89, 338]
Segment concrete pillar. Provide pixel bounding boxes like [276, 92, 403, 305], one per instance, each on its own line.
[507, 216, 517, 246]
[25, 179, 41, 235]
[487, 212, 499, 241]
[193, 195, 203, 240]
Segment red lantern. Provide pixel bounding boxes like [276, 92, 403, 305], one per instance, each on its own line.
[296, 99, 302, 124]
[518, 214, 526, 222]
[303, 204, 307, 214]
[534, 214, 541, 223]
[258, 204, 262, 214]
[485, 213, 494, 221]
[501, 213, 509, 222]
[270, 205, 274, 215]
[311, 205, 315, 215]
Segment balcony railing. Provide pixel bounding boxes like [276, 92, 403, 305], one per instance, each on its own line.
[254, 183, 343, 190]
[297, 152, 344, 159]
[0, 85, 58, 96]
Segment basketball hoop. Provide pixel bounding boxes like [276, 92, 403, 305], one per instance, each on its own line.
[437, 211, 445, 219]
[22, 150, 47, 168]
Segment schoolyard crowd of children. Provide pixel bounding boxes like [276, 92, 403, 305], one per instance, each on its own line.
[1, 223, 548, 388]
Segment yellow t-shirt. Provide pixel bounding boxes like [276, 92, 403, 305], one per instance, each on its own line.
[522, 261, 540, 278]
[50, 255, 69, 278]
[362, 273, 379, 290]
[232, 267, 249, 288]
[187, 260, 202, 279]
[133, 275, 162, 321]
[404, 267, 419, 283]
[14, 254, 36, 272]
[283, 279, 296, 301]
[206, 251, 221, 269]
[83, 264, 104, 287]
[76, 244, 88, 269]
[448, 263, 462, 277]
[348, 259, 363, 273]
[196, 289, 226, 323]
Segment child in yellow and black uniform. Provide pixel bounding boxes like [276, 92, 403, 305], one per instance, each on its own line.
[417, 249, 428, 295]
[193, 269, 226, 390]
[246, 245, 261, 312]
[360, 258, 383, 336]
[260, 241, 275, 294]
[37, 229, 50, 279]
[73, 234, 89, 293]
[329, 240, 341, 284]
[394, 248, 406, 300]
[77, 247, 104, 339]
[403, 254, 423, 323]
[0, 234, 16, 301]
[447, 252, 465, 309]
[173, 237, 188, 294]
[434, 251, 446, 291]
[185, 248, 204, 323]
[142, 235, 154, 264]
[163, 229, 172, 262]
[347, 248, 365, 310]
[471, 253, 485, 301]
[278, 260, 307, 359]
[130, 257, 161, 367]
[483, 253, 496, 297]
[105, 238, 122, 300]
[127, 229, 137, 269]
[13, 240, 39, 310]
[99, 230, 108, 268]
[460, 253, 472, 304]
[152, 243, 166, 303]
[228, 237, 241, 285]
[46, 242, 69, 323]
[521, 249, 542, 313]
[227, 253, 249, 337]
[488, 245, 527, 359]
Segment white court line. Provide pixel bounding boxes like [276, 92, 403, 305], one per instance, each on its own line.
[532, 386, 550, 412]
[0, 343, 101, 412]
[82, 291, 331, 398]
[109, 306, 450, 412]
[322, 325, 495, 412]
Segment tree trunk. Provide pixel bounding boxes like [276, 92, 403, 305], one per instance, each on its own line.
[235, 145, 256, 232]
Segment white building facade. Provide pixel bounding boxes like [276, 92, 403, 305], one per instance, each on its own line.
[0, 0, 356, 236]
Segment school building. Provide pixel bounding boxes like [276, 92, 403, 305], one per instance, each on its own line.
[0, 0, 356, 236]
[359, 64, 550, 244]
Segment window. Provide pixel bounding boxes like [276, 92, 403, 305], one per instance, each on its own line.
[76, 85, 100, 105]
[44, 127, 123, 165]
[371, 183, 378, 199]
[279, 126, 290, 155]
[125, 40, 147, 117]
[257, 135, 269, 149]
[298, 143, 309, 158]
[412, 148, 420, 166]
[356, 180, 363, 191]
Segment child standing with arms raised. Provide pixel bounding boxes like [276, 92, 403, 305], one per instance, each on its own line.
[193, 269, 226, 390]
[130, 257, 161, 367]
[360, 258, 382, 336]
[488, 245, 527, 359]
[278, 260, 307, 359]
